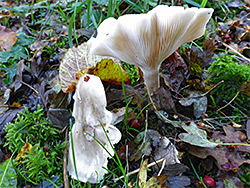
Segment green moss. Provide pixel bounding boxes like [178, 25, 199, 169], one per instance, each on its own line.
[207, 54, 250, 114]
[4, 105, 66, 185]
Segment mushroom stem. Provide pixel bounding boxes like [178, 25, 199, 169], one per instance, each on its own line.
[142, 68, 160, 94]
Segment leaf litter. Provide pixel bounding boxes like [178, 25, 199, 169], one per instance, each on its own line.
[1, 0, 250, 187]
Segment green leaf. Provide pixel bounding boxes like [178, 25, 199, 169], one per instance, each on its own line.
[0, 159, 17, 188]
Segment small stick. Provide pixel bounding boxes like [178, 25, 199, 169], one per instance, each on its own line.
[201, 80, 224, 96]
[221, 42, 250, 63]
[126, 144, 129, 182]
[157, 159, 166, 176]
[219, 110, 239, 128]
[114, 158, 166, 182]
[63, 126, 69, 188]
[217, 91, 240, 112]
[21, 81, 39, 94]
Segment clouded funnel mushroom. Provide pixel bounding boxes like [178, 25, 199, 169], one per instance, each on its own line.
[88, 5, 213, 93]
[68, 74, 122, 183]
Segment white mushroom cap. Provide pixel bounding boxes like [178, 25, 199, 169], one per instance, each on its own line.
[88, 5, 213, 93]
[68, 74, 122, 183]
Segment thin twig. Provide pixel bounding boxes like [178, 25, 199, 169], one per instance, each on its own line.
[63, 126, 69, 188]
[201, 80, 224, 96]
[21, 81, 39, 94]
[221, 42, 250, 63]
[114, 158, 166, 182]
[220, 143, 250, 146]
[126, 144, 129, 182]
[217, 91, 240, 112]
[157, 159, 166, 176]
[219, 110, 238, 127]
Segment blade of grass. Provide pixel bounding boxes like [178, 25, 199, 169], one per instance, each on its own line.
[200, 0, 207, 8]
[123, 0, 144, 12]
[68, 13, 74, 47]
[91, 14, 98, 29]
[0, 152, 16, 186]
[183, 0, 200, 7]
[69, 119, 83, 188]
[99, 123, 129, 186]
[107, 0, 113, 17]
[87, 0, 92, 28]
[84, 130, 127, 185]
[189, 157, 207, 188]
[115, 0, 121, 16]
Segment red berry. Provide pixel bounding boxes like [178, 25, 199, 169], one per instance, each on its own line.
[203, 175, 216, 188]
[131, 119, 140, 129]
[224, 34, 230, 39]
[4, 154, 11, 161]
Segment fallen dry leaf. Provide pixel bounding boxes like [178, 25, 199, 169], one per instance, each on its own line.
[88, 59, 130, 85]
[179, 121, 220, 148]
[239, 79, 250, 97]
[0, 26, 17, 51]
[138, 159, 148, 187]
[59, 43, 130, 93]
[179, 90, 207, 118]
[143, 175, 169, 188]
[153, 136, 180, 165]
[129, 129, 161, 161]
[138, 159, 169, 188]
[216, 172, 244, 188]
[161, 51, 188, 91]
[188, 125, 250, 171]
[15, 142, 32, 164]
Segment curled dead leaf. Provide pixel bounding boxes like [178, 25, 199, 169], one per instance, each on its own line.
[59, 43, 130, 93]
[0, 26, 17, 51]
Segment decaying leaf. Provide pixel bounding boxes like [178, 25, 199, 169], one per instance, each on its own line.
[143, 175, 169, 188]
[88, 59, 130, 85]
[59, 43, 130, 93]
[138, 159, 148, 187]
[30, 40, 50, 59]
[153, 136, 180, 165]
[179, 121, 220, 147]
[239, 79, 250, 97]
[138, 159, 169, 188]
[0, 26, 17, 51]
[164, 176, 191, 188]
[189, 41, 215, 77]
[59, 43, 102, 92]
[15, 142, 32, 164]
[216, 172, 244, 188]
[246, 119, 250, 140]
[130, 130, 161, 161]
[161, 51, 188, 91]
[189, 145, 250, 171]
[188, 125, 250, 171]
[179, 90, 207, 118]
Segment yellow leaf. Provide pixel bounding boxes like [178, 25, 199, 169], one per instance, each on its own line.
[59, 43, 129, 93]
[139, 159, 148, 188]
[88, 59, 131, 85]
[15, 142, 32, 164]
[12, 102, 21, 108]
[143, 175, 169, 188]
